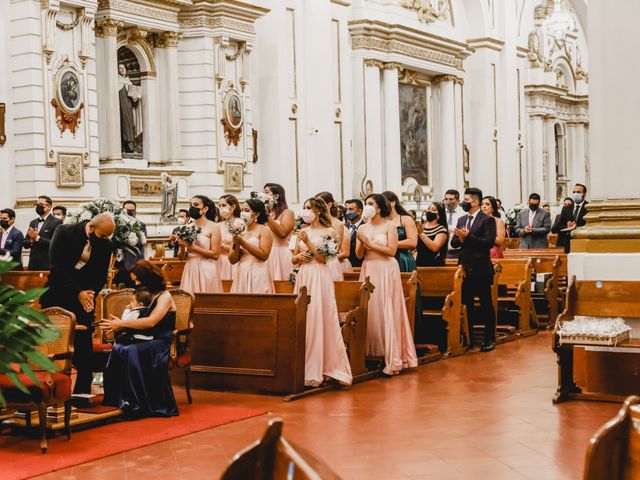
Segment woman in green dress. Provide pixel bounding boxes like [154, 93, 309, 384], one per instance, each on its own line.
[382, 191, 418, 272]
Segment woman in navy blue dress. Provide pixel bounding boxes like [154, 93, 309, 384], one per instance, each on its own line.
[101, 260, 178, 418]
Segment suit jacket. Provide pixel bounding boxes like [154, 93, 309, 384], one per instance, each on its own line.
[348, 219, 364, 268]
[22, 214, 62, 270]
[0, 227, 25, 268]
[40, 221, 114, 324]
[516, 209, 551, 249]
[451, 210, 496, 269]
[552, 202, 588, 252]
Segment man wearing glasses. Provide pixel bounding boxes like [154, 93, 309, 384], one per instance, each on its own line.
[23, 195, 62, 270]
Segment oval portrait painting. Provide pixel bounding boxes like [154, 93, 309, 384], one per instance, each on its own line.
[224, 91, 243, 130]
[57, 68, 82, 113]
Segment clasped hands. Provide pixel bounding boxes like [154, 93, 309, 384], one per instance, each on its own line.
[453, 227, 470, 242]
[27, 227, 38, 242]
[356, 229, 371, 248]
[78, 290, 95, 313]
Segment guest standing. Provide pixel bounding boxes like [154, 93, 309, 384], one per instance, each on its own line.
[516, 193, 551, 249]
[101, 260, 178, 418]
[0, 209, 24, 268]
[229, 199, 274, 294]
[451, 188, 497, 352]
[382, 191, 418, 272]
[114, 200, 147, 287]
[52, 205, 67, 223]
[315, 191, 347, 280]
[416, 202, 449, 267]
[345, 199, 365, 269]
[23, 195, 62, 270]
[356, 194, 417, 375]
[264, 183, 295, 281]
[443, 189, 464, 260]
[482, 196, 506, 259]
[180, 195, 222, 293]
[217, 194, 241, 281]
[553, 184, 589, 253]
[40, 214, 115, 394]
[167, 209, 191, 259]
[551, 197, 575, 250]
[293, 198, 352, 386]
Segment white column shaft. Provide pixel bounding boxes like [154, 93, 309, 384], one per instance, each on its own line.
[96, 34, 121, 161]
[527, 115, 545, 197]
[437, 79, 456, 194]
[363, 62, 383, 191]
[382, 66, 402, 193]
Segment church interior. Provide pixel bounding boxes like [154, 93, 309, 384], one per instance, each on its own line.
[1, 0, 640, 479]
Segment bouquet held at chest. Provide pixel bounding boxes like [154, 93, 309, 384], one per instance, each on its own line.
[317, 235, 339, 258]
[174, 224, 202, 245]
[226, 218, 247, 237]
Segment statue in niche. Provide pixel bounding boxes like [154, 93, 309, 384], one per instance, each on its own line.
[118, 63, 143, 155]
[160, 172, 178, 221]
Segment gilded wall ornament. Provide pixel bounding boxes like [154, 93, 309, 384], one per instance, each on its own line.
[51, 64, 84, 136]
[224, 162, 244, 191]
[56, 153, 84, 187]
[405, 0, 439, 24]
[221, 89, 243, 147]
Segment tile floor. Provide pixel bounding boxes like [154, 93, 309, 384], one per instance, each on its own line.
[34, 332, 620, 480]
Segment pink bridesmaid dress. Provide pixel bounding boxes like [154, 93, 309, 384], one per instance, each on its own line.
[340, 226, 354, 274]
[218, 222, 235, 281]
[295, 233, 352, 387]
[327, 256, 344, 281]
[267, 217, 294, 281]
[359, 232, 417, 376]
[180, 234, 223, 293]
[230, 237, 275, 294]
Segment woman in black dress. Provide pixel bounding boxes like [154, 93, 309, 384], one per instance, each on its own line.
[416, 202, 449, 267]
[101, 260, 179, 418]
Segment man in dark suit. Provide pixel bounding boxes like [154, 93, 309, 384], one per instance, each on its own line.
[451, 187, 497, 352]
[345, 198, 365, 268]
[22, 195, 62, 270]
[516, 193, 552, 249]
[552, 183, 589, 253]
[0, 208, 25, 268]
[114, 200, 147, 286]
[40, 214, 115, 394]
[167, 208, 190, 258]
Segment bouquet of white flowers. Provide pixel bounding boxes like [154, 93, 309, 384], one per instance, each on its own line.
[505, 203, 526, 231]
[226, 217, 247, 236]
[317, 235, 339, 258]
[175, 224, 201, 245]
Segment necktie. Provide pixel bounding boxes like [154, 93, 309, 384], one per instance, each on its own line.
[448, 212, 453, 226]
[1, 231, 7, 249]
[75, 240, 92, 270]
[37, 218, 45, 223]
[573, 205, 580, 221]
[466, 215, 473, 230]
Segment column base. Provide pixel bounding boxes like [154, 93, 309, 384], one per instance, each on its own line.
[99, 156, 124, 164]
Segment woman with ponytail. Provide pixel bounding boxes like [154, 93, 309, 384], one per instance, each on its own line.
[180, 195, 223, 293]
[217, 194, 241, 280]
[315, 191, 352, 278]
[263, 183, 295, 281]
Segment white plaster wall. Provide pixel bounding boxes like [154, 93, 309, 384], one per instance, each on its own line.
[0, 3, 14, 210]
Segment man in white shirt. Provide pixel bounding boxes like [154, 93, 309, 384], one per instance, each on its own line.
[443, 189, 464, 259]
[0, 208, 24, 268]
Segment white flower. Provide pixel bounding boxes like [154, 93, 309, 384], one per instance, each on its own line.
[128, 232, 138, 246]
[0, 251, 12, 262]
[140, 233, 147, 245]
[80, 210, 92, 221]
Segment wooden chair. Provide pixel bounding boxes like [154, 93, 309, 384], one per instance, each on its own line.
[0, 307, 76, 453]
[95, 288, 135, 360]
[221, 418, 341, 480]
[493, 259, 537, 334]
[1, 271, 49, 309]
[583, 395, 640, 479]
[168, 289, 195, 403]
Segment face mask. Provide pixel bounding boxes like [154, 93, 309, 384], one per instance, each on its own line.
[126, 210, 136, 217]
[219, 206, 231, 219]
[240, 211, 253, 222]
[299, 209, 316, 224]
[345, 211, 357, 222]
[460, 201, 472, 213]
[89, 231, 99, 243]
[362, 205, 377, 219]
[571, 192, 584, 203]
[426, 212, 438, 222]
[0, 220, 10, 230]
[177, 217, 186, 225]
[53, 214, 63, 220]
[444, 201, 456, 212]
[35, 205, 46, 216]
[529, 203, 539, 211]
[189, 206, 202, 220]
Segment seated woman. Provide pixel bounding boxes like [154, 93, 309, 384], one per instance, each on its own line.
[101, 260, 179, 418]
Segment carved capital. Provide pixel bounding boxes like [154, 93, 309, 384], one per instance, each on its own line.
[363, 59, 384, 69]
[433, 74, 459, 84]
[157, 31, 181, 48]
[95, 18, 122, 37]
[383, 62, 402, 71]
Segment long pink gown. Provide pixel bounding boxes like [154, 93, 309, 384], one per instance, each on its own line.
[180, 234, 223, 293]
[217, 222, 235, 281]
[295, 233, 352, 387]
[340, 226, 353, 273]
[359, 232, 418, 375]
[230, 237, 275, 294]
[327, 256, 344, 281]
[267, 215, 294, 281]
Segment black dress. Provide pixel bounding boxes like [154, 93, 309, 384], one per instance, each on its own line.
[104, 296, 178, 418]
[416, 224, 448, 267]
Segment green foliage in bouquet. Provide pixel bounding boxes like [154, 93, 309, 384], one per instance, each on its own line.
[0, 259, 58, 404]
[505, 203, 526, 232]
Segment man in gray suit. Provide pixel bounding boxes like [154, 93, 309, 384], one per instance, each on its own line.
[516, 193, 551, 249]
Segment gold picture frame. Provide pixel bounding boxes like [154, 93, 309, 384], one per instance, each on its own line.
[56, 152, 84, 187]
[224, 162, 244, 192]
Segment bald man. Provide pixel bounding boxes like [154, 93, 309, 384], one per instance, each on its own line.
[41, 214, 115, 394]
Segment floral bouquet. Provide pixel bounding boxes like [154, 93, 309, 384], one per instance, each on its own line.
[256, 191, 278, 210]
[226, 217, 247, 236]
[505, 203, 526, 233]
[288, 267, 299, 285]
[317, 235, 339, 258]
[293, 215, 305, 233]
[175, 224, 201, 245]
[66, 198, 146, 256]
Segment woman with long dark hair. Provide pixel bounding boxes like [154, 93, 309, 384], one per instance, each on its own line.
[382, 191, 418, 272]
[263, 183, 295, 281]
[315, 191, 350, 279]
[229, 199, 274, 293]
[416, 202, 449, 267]
[217, 194, 241, 280]
[356, 194, 417, 376]
[293, 197, 352, 386]
[102, 260, 178, 418]
[481, 196, 505, 259]
[180, 195, 223, 293]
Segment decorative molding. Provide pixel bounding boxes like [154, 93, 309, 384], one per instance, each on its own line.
[224, 162, 244, 191]
[405, 0, 439, 24]
[97, 0, 178, 23]
[363, 59, 384, 69]
[56, 153, 84, 187]
[95, 18, 122, 37]
[156, 31, 181, 48]
[179, 15, 255, 34]
[56, 15, 79, 31]
[467, 37, 504, 52]
[42, 1, 60, 64]
[383, 62, 402, 71]
[433, 74, 459, 84]
[79, 8, 95, 68]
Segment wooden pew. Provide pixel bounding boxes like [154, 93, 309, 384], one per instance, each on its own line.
[1, 270, 49, 309]
[493, 259, 537, 336]
[415, 266, 467, 357]
[150, 259, 185, 286]
[583, 395, 640, 480]
[445, 258, 458, 266]
[191, 289, 309, 395]
[553, 278, 640, 404]
[221, 418, 341, 480]
[502, 237, 520, 250]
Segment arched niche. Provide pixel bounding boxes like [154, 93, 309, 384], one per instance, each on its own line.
[458, 0, 490, 39]
[553, 56, 576, 92]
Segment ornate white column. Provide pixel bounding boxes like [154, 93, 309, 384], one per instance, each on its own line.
[527, 114, 545, 197]
[382, 62, 402, 194]
[363, 59, 384, 193]
[567, 121, 587, 185]
[544, 116, 556, 202]
[435, 75, 457, 195]
[156, 31, 182, 165]
[453, 77, 464, 189]
[95, 18, 122, 163]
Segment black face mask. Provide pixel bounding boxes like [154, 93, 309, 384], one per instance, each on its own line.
[89, 232, 99, 243]
[0, 220, 10, 230]
[426, 212, 438, 222]
[529, 204, 539, 211]
[126, 210, 136, 218]
[35, 205, 46, 216]
[460, 201, 472, 213]
[189, 206, 202, 220]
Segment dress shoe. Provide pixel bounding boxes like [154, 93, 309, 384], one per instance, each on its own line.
[480, 342, 495, 352]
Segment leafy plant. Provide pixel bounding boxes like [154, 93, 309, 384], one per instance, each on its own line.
[0, 259, 58, 404]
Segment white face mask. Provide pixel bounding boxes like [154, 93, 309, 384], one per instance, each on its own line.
[362, 205, 377, 219]
[219, 206, 231, 219]
[53, 214, 63, 220]
[177, 217, 186, 225]
[240, 211, 252, 222]
[299, 209, 316, 224]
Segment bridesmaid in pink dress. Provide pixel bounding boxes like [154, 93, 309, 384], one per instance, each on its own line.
[229, 199, 275, 294]
[293, 198, 352, 387]
[180, 195, 223, 293]
[339, 225, 353, 274]
[264, 183, 295, 281]
[217, 194, 241, 280]
[482, 196, 506, 259]
[356, 193, 418, 376]
[315, 192, 346, 281]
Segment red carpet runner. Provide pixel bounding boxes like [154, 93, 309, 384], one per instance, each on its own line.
[0, 404, 266, 479]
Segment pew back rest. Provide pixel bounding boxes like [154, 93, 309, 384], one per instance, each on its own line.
[102, 288, 135, 320]
[416, 266, 463, 297]
[504, 250, 567, 276]
[1, 270, 48, 291]
[562, 278, 640, 320]
[150, 259, 185, 285]
[494, 259, 533, 286]
[169, 288, 195, 331]
[503, 238, 520, 250]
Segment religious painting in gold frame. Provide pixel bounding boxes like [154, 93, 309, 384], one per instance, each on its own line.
[224, 162, 244, 192]
[221, 89, 243, 146]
